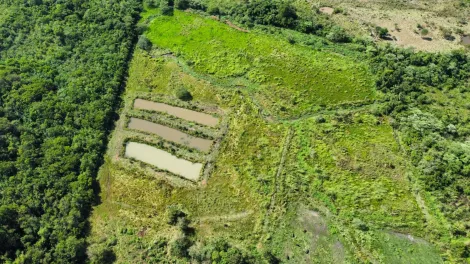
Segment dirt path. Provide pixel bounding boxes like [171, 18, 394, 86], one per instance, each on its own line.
[225, 20, 249, 33]
[269, 127, 294, 209]
[258, 127, 294, 237]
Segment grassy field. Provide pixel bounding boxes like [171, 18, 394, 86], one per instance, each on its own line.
[87, 8, 444, 263]
[144, 10, 376, 119]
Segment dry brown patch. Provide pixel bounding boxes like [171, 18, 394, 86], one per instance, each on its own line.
[319, 7, 334, 15]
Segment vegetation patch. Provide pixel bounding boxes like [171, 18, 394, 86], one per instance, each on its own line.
[144, 9, 376, 118]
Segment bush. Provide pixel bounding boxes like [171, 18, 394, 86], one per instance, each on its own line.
[144, 0, 158, 8]
[137, 35, 152, 51]
[175, 0, 189, 10]
[169, 235, 191, 258]
[420, 28, 429, 37]
[161, 0, 174, 16]
[136, 23, 148, 35]
[207, 6, 220, 16]
[375, 26, 389, 39]
[89, 246, 116, 264]
[175, 87, 192, 101]
[165, 205, 186, 225]
[326, 26, 351, 43]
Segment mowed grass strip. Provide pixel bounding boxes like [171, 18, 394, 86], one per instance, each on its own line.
[145, 10, 376, 117]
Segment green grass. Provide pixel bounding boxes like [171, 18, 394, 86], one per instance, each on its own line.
[286, 114, 426, 231]
[144, 10, 376, 118]
[88, 9, 444, 263]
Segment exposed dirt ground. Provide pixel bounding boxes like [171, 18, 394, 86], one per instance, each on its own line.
[306, 0, 470, 52]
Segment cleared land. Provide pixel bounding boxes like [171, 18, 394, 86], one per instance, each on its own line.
[128, 117, 213, 152]
[304, 0, 470, 52]
[125, 142, 203, 181]
[134, 98, 219, 127]
[88, 8, 445, 264]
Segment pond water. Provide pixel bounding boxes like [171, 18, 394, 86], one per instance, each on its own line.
[125, 142, 203, 181]
[134, 99, 219, 127]
[128, 118, 212, 152]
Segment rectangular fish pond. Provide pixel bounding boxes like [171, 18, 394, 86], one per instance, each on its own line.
[125, 142, 203, 181]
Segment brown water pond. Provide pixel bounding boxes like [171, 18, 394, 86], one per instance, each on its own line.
[128, 118, 212, 152]
[134, 99, 219, 127]
[125, 142, 203, 181]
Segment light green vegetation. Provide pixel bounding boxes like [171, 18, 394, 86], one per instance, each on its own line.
[87, 9, 443, 263]
[144, 10, 376, 119]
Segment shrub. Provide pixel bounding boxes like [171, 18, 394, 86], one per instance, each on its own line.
[144, 0, 158, 8]
[169, 235, 191, 258]
[375, 26, 389, 39]
[420, 28, 429, 37]
[136, 23, 148, 35]
[175, 87, 192, 101]
[165, 205, 186, 225]
[137, 35, 152, 51]
[333, 7, 344, 14]
[161, 0, 174, 16]
[326, 26, 351, 43]
[207, 6, 220, 16]
[175, 0, 189, 10]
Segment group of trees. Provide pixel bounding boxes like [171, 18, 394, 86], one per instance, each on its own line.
[0, 0, 141, 262]
[369, 45, 470, 258]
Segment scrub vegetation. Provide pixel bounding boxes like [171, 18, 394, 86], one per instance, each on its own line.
[1, 0, 470, 263]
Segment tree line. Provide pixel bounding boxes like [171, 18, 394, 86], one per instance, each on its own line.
[0, 0, 141, 262]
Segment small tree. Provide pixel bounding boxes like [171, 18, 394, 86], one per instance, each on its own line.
[175, 0, 189, 10]
[160, 0, 174, 16]
[165, 205, 186, 225]
[137, 35, 152, 51]
[326, 26, 351, 43]
[375, 26, 389, 39]
[144, 0, 158, 8]
[169, 235, 191, 257]
[175, 87, 192, 101]
[207, 6, 220, 16]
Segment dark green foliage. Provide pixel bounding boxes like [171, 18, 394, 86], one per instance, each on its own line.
[228, 0, 299, 29]
[0, 0, 141, 262]
[175, 87, 193, 101]
[207, 5, 220, 16]
[137, 35, 152, 51]
[326, 26, 351, 43]
[161, 0, 174, 15]
[144, 0, 158, 8]
[175, 0, 190, 10]
[169, 235, 191, 257]
[165, 204, 187, 225]
[370, 45, 470, 253]
[375, 26, 389, 39]
[188, 239, 257, 263]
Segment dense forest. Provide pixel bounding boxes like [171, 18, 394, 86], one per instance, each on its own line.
[1, 0, 470, 262]
[0, 0, 140, 262]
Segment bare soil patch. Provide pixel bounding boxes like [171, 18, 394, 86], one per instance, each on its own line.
[134, 99, 219, 127]
[319, 7, 334, 15]
[125, 142, 203, 181]
[128, 118, 213, 152]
